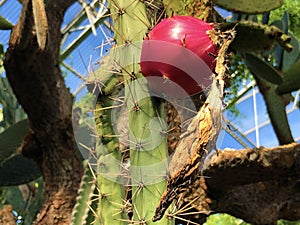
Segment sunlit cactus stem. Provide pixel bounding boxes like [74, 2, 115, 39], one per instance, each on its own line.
[108, 0, 173, 224]
[94, 91, 126, 225]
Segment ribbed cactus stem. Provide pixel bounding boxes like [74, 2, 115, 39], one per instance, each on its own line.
[108, 0, 173, 224]
[94, 98, 126, 225]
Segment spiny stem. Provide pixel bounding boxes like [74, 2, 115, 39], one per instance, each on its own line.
[108, 0, 173, 224]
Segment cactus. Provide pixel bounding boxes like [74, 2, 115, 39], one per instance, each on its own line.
[244, 53, 283, 84]
[106, 1, 172, 224]
[162, 0, 223, 22]
[75, 0, 298, 224]
[282, 32, 299, 72]
[82, 0, 175, 224]
[0, 119, 41, 186]
[0, 119, 29, 162]
[69, 1, 300, 224]
[214, 0, 283, 14]
[71, 161, 96, 225]
[0, 154, 41, 186]
[220, 21, 292, 53]
[0, 77, 27, 129]
[93, 97, 126, 225]
[276, 59, 300, 95]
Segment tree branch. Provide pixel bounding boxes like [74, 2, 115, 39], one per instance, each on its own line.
[0, 205, 16, 225]
[180, 143, 300, 225]
[4, 0, 83, 224]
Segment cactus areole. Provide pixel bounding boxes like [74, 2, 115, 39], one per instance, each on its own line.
[140, 16, 218, 97]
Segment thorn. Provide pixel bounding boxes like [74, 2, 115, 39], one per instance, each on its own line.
[180, 34, 186, 47]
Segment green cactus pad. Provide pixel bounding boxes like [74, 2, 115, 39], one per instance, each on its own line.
[0, 154, 41, 186]
[214, 0, 283, 14]
[0, 119, 29, 162]
[276, 59, 300, 94]
[244, 53, 283, 84]
[220, 22, 292, 53]
[282, 32, 299, 72]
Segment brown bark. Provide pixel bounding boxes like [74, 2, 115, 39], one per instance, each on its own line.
[0, 205, 16, 225]
[179, 142, 300, 225]
[4, 0, 83, 224]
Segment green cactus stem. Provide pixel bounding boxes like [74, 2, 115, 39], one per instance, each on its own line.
[94, 94, 127, 225]
[254, 76, 294, 145]
[214, 0, 283, 14]
[71, 161, 95, 225]
[220, 21, 292, 53]
[277, 59, 300, 95]
[244, 53, 283, 85]
[162, 0, 222, 22]
[108, 0, 173, 224]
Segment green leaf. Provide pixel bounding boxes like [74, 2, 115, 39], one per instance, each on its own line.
[206, 213, 250, 225]
[244, 53, 283, 84]
[276, 59, 300, 94]
[0, 43, 3, 54]
[0, 15, 13, 30]
[0, 154, 41, 186]
[0, 119, 29, 162]
[214, 0, 283, 14]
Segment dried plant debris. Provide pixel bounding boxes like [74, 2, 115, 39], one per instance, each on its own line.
[153, 26, 236, 222]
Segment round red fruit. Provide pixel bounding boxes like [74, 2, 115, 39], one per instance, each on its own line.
[140, 16, 218, 97]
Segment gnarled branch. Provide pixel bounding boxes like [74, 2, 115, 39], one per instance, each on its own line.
[4, 0, 83, 224]
[180, 143, 300, 225]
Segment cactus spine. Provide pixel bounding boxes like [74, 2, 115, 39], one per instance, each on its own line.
[108, 0, 173, 224]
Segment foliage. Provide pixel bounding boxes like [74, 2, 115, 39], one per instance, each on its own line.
[0, 15, 13, 30]
[205, 213, 249, 225]
[0, 178, 44, 225]
[206, 214, 300, 225]
[270, 0, 300, 39]
[214, 0, 283, 14]
[225, 53, 251, 117]
[225, 0, 300, 120]
[278, 220, 300, 225]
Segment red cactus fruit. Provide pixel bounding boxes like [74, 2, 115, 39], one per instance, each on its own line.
[140, 16, 218, 97]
